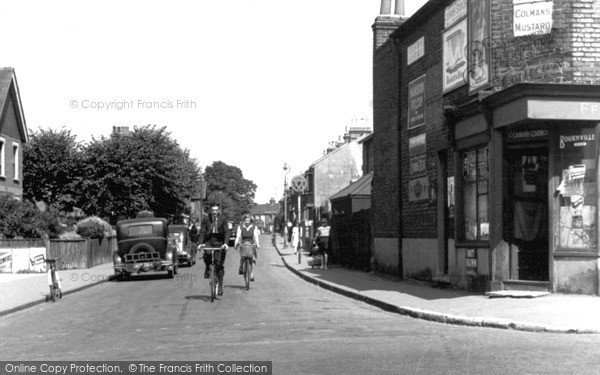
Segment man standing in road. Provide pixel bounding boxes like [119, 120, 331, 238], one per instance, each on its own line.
[200, 203, 230, 295]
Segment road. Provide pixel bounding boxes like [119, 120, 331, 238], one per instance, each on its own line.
[1, 242, 600, 374]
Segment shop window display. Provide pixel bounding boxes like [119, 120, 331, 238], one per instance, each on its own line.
[461, 146, 489, 241]
[556, 128, 598, 251]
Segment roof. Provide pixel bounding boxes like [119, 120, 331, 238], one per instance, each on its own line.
[309, 131, 372, 168]
[330, 172, 373, 201]
[250, 203, 280, 215]
[0, 68, 28, 142]
[358, 132, 374, 144]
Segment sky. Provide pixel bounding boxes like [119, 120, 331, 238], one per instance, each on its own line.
[2, 0, 427, 204]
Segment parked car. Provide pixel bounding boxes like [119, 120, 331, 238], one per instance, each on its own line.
[168, 221, 197, 267]
[113, 217, 178, 278]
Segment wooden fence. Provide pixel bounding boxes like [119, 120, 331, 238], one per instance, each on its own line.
[0, 239, 44, 248]
[330, 209, 372, 271]
[0, 237, 117, 270]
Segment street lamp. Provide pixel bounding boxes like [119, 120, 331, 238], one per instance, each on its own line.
[283, 163, 290, 248]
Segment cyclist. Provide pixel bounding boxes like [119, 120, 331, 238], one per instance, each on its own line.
[235, 214, 260, 281]
[200, 203, 230, 295]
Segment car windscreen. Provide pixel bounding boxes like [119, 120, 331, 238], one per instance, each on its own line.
[128, 225, 154, 236]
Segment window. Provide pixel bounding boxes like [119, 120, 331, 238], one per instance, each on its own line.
[556, 127, 597, 250]
[461, 146, 489, 241]
[0, 138, 5, 178]
[12, 143, 19, 181]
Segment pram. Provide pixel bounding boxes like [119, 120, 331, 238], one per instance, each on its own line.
[309, 242, 323, 269]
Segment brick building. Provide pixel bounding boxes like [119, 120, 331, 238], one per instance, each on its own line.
[372, 0, 600, 294]
[0, 68, 28, 200]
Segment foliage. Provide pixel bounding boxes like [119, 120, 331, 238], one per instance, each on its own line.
[0, 195, 63, 239]
[79, 125, 201, 221]
[75, 216, 112, 239]
[23, 128, 84, 213]
[136, 210, 155, 218]
[203, 161, 257, 221]
[59, 231, 83, 240]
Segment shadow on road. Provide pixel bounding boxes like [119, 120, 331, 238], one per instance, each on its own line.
[113, 273, 174, 282]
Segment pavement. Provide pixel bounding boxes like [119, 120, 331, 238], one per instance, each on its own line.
[270, 236, 600, 335]
[0, 263, 115, 317]
[2, 235, 600, 334]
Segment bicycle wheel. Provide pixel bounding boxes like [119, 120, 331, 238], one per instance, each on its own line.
[244, 258, 251, 291]
[209, 266, 216, 302]
[50, 271, 58, 302]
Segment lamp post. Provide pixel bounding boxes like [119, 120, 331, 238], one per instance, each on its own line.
[283, 163, 290, 248]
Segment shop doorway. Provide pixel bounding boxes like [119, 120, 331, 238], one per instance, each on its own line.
[506, 143, 549, 281]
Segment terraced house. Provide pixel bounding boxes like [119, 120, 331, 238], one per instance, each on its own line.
[0, 68, 28, 200]
[372, 0, 600, 294]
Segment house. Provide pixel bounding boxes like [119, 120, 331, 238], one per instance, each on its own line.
[0, 68, 28, 200]
[250, 198, 280, 233]
[299, 127, 371, 224]
[372, 0, 600, 294]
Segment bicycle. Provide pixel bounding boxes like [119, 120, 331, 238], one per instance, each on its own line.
[239, 242, 254, 291]
[201, 246, 223, 302]
[45, 257, 62, 302]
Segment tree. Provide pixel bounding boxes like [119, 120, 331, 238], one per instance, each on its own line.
[79, 125, 201, 221]
[203, 161, 257, 221]
[23, 128, 84, 213]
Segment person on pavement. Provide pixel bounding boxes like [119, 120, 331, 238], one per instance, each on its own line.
[200, 203, 230, 295]
[291, 217, 299, 255]
[314, 218, 330, 269]
[234, 214, 260, 281]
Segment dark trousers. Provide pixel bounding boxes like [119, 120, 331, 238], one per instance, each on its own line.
[203, 246, 227, 282]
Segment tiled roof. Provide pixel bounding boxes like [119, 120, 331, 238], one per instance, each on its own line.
[330, 172, 373, 201]
[0, 68, 28, 142]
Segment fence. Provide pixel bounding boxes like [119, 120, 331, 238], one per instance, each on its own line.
[330, 209, 372, 271]
[0, 237, 116, 270]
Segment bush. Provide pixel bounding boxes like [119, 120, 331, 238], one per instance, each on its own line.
[0, 195, 63, 239]
[76, 216, 112, 239]
[136, 210, 155, 218]
[59, 231, 83, 240]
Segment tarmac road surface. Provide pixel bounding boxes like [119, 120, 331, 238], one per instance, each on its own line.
[1, 244, 600, 374]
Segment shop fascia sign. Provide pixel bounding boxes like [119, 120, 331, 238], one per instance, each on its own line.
[528, 100, 600, 121]
[513, 0, 553, 37]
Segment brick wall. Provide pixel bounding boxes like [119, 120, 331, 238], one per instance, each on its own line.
[372, 37, 400, 239]
[398, 7, 450, 239]
[490, 0, 600, 89]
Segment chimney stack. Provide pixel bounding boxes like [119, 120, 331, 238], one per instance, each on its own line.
[372, 0, 406, 51]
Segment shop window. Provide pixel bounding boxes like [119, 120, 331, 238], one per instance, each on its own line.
[556, 128, 598, 251]
[461, 146, 489, 241]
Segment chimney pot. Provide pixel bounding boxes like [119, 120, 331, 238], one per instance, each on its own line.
[380, 0, 392, 14]
[394, 0, 405, 16]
